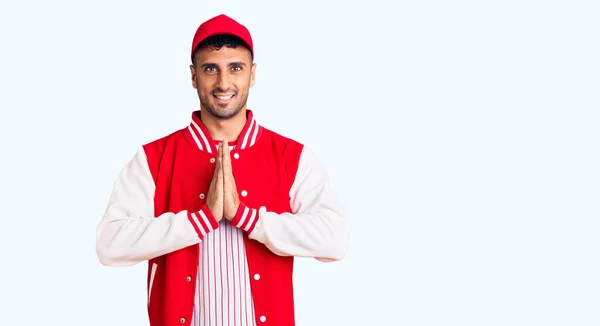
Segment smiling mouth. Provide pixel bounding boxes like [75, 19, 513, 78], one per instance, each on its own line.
[214, 93, 235, 101]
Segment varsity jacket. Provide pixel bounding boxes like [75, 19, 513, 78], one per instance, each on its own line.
[96, 110, 350, 326]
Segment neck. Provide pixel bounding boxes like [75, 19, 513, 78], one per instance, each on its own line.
[199, 108, 247, 142]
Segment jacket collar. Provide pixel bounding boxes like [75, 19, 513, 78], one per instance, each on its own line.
[185, 109, 263, 154]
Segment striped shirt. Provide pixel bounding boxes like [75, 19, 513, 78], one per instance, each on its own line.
[190, 144, 257, 326]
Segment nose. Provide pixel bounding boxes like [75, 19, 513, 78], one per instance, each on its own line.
[216, 71, 232, 92]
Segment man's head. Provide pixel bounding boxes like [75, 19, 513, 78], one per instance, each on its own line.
[189, 15, 256, 120]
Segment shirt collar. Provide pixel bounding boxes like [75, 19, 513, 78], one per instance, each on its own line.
[185, 109, 263, 154]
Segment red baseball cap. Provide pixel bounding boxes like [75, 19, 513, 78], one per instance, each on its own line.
[190, 14, 254, 61]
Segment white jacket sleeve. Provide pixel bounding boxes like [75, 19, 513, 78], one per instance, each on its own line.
[246, 146, 350, 261]
[96, 147, 219, 267]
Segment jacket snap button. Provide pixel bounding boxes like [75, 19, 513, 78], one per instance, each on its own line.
[186, 276, 192, 282]
[234, 153, 240, 159]
[210, 158, 215, 163]
[260, 315, 266, 322]
[180, 317, 186, 323]
[254, 273, 260, 280]
[199, 193, 205, 199]
[241, 190, 248, 197]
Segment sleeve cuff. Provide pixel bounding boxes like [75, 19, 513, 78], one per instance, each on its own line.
[188, 204, 219, 239]
[230, 202, 259, 234]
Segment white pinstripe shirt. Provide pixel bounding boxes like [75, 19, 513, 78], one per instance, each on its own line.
[191, 220, 256, 326]
[190, 145, 257, 326]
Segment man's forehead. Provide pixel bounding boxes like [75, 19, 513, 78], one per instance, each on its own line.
[195, 46, 252, 64]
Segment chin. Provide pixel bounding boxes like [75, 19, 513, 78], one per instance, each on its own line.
[208, 104, 243, 120]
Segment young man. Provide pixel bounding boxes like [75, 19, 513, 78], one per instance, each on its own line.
[96, 14, 350, 326]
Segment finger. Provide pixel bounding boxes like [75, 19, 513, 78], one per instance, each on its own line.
[223, 140, 229, 165]
[215, 155, 222, 175]
[217, 152, 224, 183]
[216, 141, 224, 165]
[222, 141, 228, 171]
[222, 140, 231, 173]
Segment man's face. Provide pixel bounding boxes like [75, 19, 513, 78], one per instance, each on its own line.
[190, 46, 256, 120]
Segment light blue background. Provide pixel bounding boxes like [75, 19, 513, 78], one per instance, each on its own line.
[0, 0, 598, 325]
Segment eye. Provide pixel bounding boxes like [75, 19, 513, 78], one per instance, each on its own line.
[204, 66, 217, 73]
[232, 65, 242, 71]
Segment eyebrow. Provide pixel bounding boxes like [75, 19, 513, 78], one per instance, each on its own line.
[201, 62, 247, 69]
[229, 61, 246, 67]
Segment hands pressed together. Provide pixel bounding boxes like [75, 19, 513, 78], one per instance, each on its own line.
[206, 140, 241, 223]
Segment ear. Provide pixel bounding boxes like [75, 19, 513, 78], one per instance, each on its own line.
[249, 63, 257, 88]
[190, 64, 197, 89]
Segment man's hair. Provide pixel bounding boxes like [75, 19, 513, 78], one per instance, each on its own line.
[192, 34, 253, 65]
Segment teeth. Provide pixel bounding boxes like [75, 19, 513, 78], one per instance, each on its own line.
[216, 94, 234, 100]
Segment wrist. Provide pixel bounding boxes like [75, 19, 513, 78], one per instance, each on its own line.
[229, 201, 259, 233]
[188, 204, 220, 238]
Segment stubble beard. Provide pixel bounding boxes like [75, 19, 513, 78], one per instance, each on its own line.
[200, 91, 248, 120]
